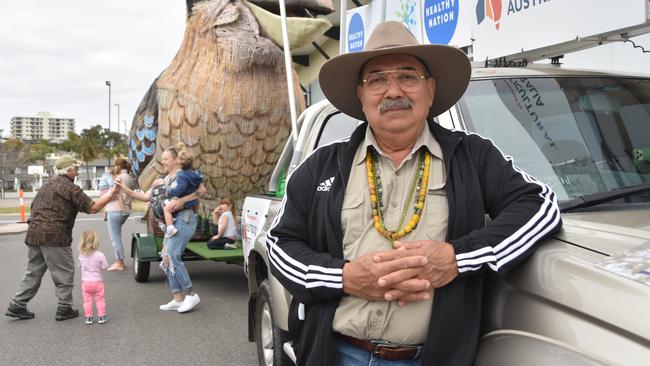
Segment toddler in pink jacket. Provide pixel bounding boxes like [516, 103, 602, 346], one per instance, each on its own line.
[78, 230, 109, 325]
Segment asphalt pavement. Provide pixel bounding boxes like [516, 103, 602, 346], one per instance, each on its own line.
[0, 213, 258, 366]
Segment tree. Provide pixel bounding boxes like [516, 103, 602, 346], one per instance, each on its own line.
[25, 139, 54, 166]
[59, 131, 81, 153]
[105, 130, 127, 158]
[1, 138, 26, 182]
[3, 138, 26, 165]
[62, 125, 127, 163]
[82, 125, 105, 146]
[79, 134, 99, 164]
[77, 128, 101, 188]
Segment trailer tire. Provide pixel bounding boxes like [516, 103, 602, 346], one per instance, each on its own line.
[133, 244, 150, 283]
[255, 280, 292, 366]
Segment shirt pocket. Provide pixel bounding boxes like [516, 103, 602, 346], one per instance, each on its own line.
[424, 181, 448, 242]
[341, 193, 367, 246]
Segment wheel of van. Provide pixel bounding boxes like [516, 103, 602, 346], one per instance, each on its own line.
[255, 280, 292, 366]
[133, 244, 150, 283]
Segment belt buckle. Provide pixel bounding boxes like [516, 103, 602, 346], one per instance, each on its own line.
[369, 339, 399, 356]
[369, 339, 420, 360]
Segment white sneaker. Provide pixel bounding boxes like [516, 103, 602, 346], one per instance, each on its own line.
[159, 299, 183, 311]
[165, 226, 178, 238]
[177, 293, 200, 313]
[223, 243, 238, 250]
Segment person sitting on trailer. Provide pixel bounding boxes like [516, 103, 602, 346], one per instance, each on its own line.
[207, 197, 238, 250]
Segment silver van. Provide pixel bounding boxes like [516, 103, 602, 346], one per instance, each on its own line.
[243, 66, 650, 366]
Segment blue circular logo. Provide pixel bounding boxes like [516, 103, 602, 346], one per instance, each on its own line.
[347, 13, 364, 53]
[423, 0, 459, 45]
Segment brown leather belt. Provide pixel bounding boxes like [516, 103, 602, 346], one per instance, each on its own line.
[338, 334, 422, 361]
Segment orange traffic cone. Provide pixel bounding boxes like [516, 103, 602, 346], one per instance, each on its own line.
[19, 188, 26, 223]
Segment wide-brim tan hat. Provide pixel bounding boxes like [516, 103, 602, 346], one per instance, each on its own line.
[55, 156, 81, 170]
[319, 21, 471, 121]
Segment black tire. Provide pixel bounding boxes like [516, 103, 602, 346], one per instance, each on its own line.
[133, 243, 150, 283]
[255, 280, 292, 366]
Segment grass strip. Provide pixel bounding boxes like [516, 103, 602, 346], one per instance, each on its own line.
[0, 200, 149, 215]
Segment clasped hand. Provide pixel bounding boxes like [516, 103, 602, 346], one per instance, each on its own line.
[342, 240, 459, 306]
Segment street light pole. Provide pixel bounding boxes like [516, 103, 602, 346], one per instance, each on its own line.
[106, 81, 111, 132]
[105, 81, 111, 165]
[115, 103, 120, 134]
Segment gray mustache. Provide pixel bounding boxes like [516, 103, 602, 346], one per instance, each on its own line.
[378, 98, 413, 114]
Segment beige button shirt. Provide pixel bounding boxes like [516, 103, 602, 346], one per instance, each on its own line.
[332, 125, 449, 345]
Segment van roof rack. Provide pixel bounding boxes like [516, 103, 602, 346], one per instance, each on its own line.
[470, 59, 564, 69]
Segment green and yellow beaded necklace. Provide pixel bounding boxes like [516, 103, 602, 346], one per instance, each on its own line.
[366, 147, 431, 248]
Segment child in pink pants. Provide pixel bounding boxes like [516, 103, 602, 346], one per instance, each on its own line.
[78, 230, 109, 325]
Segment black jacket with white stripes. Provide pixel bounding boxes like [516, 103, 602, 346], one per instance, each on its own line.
[266, 120, 562, 366]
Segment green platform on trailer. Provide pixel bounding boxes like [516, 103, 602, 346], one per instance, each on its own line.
[185, 242, 244, 260]
[131, 232, 244, 282]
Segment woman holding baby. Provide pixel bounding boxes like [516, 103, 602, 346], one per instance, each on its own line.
[117, 143, 206, 313]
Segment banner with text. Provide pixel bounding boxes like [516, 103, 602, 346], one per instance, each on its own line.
[346, 0, 649, 60]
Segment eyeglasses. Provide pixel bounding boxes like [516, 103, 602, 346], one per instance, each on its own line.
[361, 70, 427, 94]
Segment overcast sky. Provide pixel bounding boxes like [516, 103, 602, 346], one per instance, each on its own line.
[0, 0, 186, 137]
[2, 1, 649, 139]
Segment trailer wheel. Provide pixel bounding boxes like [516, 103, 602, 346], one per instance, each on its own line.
[133, 243, 150, 283]
[255, 280, 291, 366]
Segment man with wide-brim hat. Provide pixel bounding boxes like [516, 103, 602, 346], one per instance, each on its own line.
[6, 155, 121, 322]
[54, 156, 82, 170]
[319, 20, 471, 122]
[267, 21, 561, 365]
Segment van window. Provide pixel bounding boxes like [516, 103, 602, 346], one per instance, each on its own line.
[315, 112, 359, 149]
[459, 77, 650, 203]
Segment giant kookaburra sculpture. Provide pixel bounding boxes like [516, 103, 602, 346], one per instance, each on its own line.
[128, 0, 333, 209]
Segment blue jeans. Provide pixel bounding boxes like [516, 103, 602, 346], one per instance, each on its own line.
[107, 211, 129, 260]
[337, 339, 421, 366]
[162, 209, 197, 294]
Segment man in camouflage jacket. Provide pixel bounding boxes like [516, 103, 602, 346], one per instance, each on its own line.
[5, 156, 119, 321]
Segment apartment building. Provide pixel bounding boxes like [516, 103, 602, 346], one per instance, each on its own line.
[10, 111, 75, 142]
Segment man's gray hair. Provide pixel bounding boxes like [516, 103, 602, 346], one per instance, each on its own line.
[56, 166, 77, 176]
